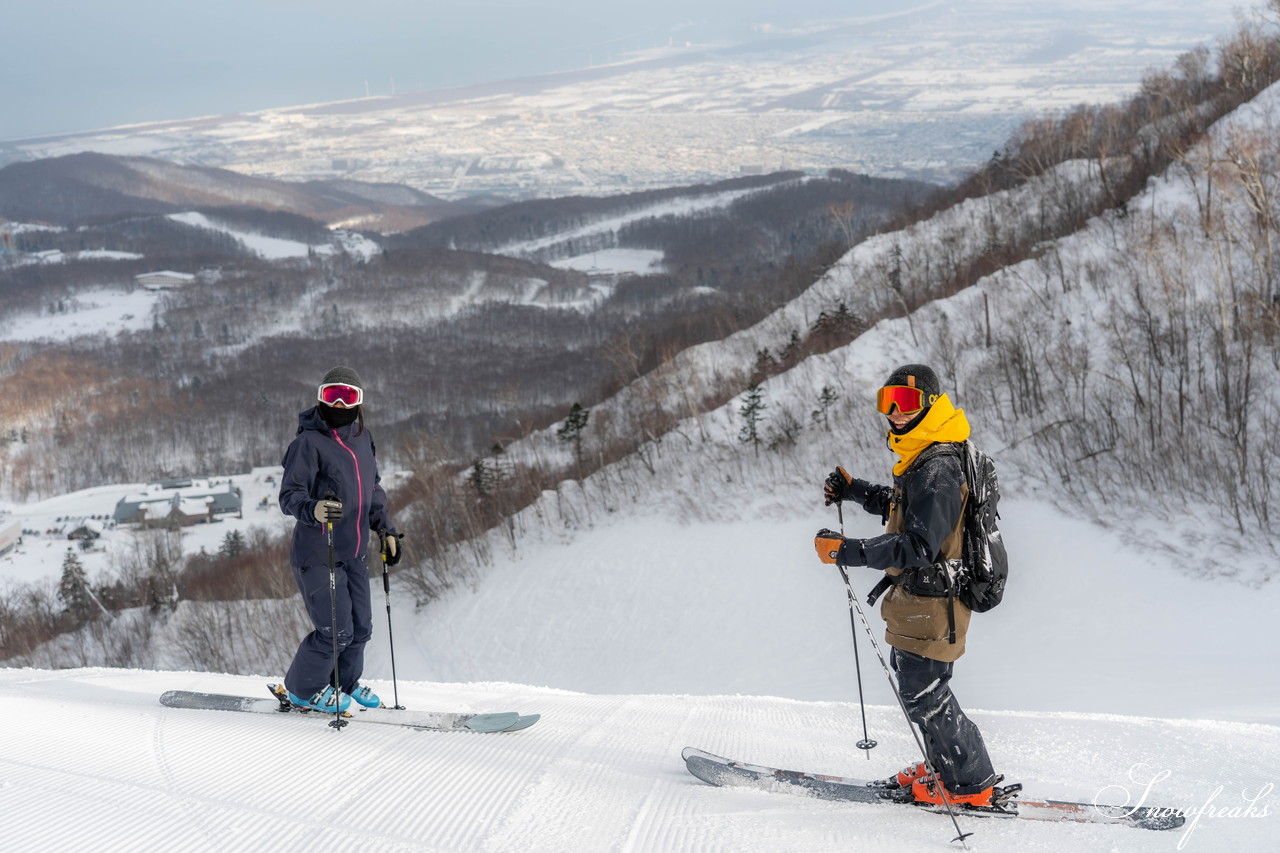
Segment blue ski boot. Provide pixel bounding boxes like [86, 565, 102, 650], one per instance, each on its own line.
[349, 683, 381, 708]
[287, 685, 351, 713]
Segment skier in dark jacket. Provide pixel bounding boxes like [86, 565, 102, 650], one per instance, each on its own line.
[813, 364, 998, 807]
[278, 366, 400, 713]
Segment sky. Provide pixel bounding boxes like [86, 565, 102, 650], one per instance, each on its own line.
[2, 0, 897, 140]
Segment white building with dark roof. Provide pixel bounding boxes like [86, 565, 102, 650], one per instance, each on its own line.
[135, 270, 195, 291]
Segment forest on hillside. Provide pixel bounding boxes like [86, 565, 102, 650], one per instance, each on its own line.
[0, 168, 923, 503]
[379, 11, 1280, 608]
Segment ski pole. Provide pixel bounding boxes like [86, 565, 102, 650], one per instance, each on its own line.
[324, 491, 347, 730]
[381, 548, 404, 710]
[840, 561, 971, 847]
[837, 503, 876, 758]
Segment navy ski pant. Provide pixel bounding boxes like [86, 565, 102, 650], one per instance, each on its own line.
[891, 648, 996, 794]
[284, 555, 372, 699]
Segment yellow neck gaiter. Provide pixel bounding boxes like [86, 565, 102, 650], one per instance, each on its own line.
[887, 393, 971, 476]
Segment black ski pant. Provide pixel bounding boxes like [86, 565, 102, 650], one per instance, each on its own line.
[284, 555, 373, 699]
[891, 648, 996, 794]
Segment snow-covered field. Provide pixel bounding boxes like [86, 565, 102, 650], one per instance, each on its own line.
[549, 247, 666, 275]
[2, 667, 1274, 852]
[3, 479, 1278, 852]
[166, 211, 380, 260]
[396, 498, 1280, 728]
[0, 287, 163, 343]
[495, 183, 789, 259]
[167, 212, 323, 260]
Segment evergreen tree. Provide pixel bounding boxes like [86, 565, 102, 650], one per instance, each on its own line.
[218, 530, 246, 560]
[470, 443, 511, 496]
[489, 443, 509, 480]
[888, 243, 904, 293]
[812, 385, 840, 430]
[557, 403, 591, 471]
[57, 549, 93, 622]
[780, 330, 802, 362]
[468, 457, 492, 497]
[833, 301, 858, 334]
[738, 383, 768, 455]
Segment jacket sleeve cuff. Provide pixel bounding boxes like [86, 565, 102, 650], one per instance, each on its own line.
[838, 539, 867, 566]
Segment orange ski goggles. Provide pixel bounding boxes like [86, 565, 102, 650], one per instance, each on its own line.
[876, 384, 927, 415]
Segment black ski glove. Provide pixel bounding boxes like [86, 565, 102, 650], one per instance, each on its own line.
[823, 468, 849, 505]
[379, 530, 403, 566]
[313, 499, 343, 525]
[823, 467, 876, 507]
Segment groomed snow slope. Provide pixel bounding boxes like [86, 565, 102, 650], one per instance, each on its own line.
[388, 497, 1280, 727]
[2, 667, 1274, 853]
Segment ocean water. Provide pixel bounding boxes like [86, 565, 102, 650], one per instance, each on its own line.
[3, 0, 898, 139]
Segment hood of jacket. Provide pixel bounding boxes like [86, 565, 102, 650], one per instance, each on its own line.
[886, 393, 970, 476]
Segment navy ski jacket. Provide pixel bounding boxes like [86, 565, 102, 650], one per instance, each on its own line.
[279, 406, 395, 569]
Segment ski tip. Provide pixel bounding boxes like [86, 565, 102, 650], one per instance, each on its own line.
[501, 714, 540, 732]
[463, 711, 522, 733]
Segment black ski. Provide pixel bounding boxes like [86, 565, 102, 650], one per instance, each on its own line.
[682, 748, 1185, 831]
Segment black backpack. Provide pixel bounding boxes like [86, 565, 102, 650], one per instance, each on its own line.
[956, 442, 1008, 613]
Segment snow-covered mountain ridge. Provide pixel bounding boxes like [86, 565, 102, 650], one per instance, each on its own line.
[494, 75, 1280, 585]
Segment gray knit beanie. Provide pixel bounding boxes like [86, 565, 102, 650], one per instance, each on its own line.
[320, 366, 363, 388]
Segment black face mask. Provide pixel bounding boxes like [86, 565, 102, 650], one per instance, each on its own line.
[320, 404, 360, 429]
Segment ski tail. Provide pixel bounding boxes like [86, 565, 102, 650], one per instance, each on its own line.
[160, 690, 266, 713]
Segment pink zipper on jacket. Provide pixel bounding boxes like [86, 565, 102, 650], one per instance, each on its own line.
[332, 429, 364, 559]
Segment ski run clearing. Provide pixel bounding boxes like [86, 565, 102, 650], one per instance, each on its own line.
[2, 667, 1275, 853]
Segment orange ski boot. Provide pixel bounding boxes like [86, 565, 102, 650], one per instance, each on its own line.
[910, 773, 994, 807]
[894, 761, 930, 788]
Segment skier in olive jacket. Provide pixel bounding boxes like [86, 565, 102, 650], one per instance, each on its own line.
[813, 364, 997, 807]
[278, 366, 400, 713]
